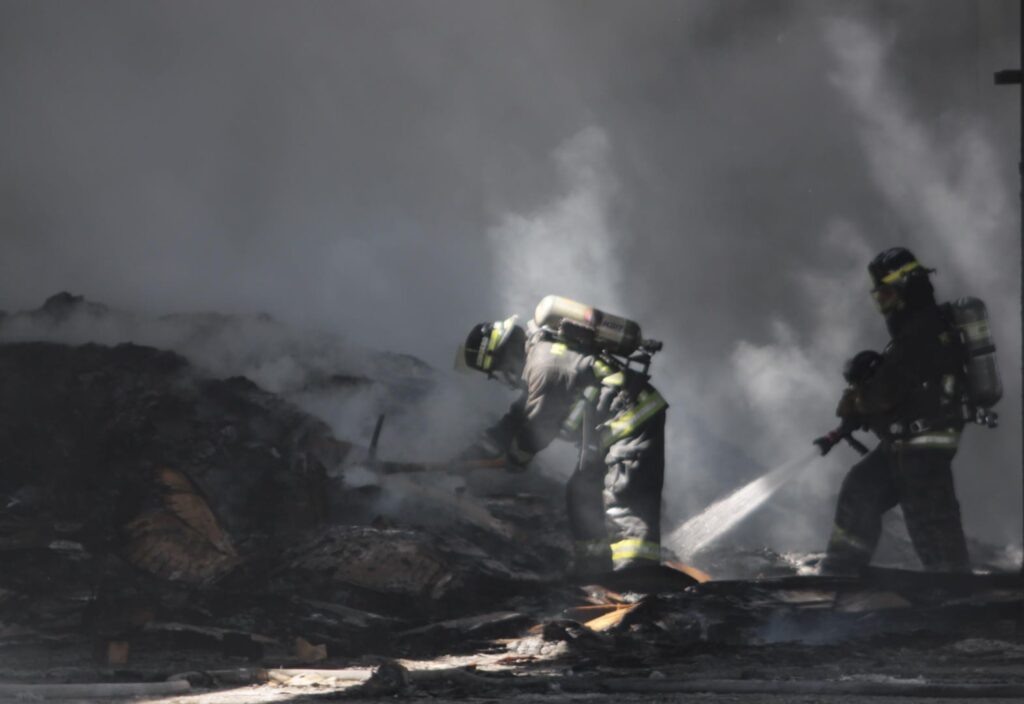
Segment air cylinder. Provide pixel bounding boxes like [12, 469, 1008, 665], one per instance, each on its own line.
[950, 296, 1002, 408]
[534, 295, 643, 356]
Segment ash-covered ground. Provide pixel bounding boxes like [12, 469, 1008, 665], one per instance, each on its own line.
[0, 295, 1022, 703]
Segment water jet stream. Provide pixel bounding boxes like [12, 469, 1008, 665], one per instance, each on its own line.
[666, 448, 819, 562]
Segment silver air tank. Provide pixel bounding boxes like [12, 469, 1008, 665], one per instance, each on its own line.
[951, 296, 1002, 408]
[534, 295, 643, 356]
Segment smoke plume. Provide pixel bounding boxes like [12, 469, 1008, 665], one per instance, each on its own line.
[0, 0, 1019, 554]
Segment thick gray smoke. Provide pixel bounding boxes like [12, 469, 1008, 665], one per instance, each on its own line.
[0, 1, 1020, 555]
[489, 126, 626, 318]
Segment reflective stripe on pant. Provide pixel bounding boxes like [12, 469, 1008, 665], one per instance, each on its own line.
[825, 524, 874, 573]
[822, 442, 969, 574]
[603, 409, 665, 570]
[610, 538, 661, 563]
[566, 411, 665, 573]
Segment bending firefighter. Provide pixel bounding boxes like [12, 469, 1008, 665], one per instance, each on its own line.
[457, 296, 667, 577]
[815, 247, 1001, 574]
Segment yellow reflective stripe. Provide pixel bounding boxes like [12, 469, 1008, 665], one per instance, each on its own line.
[481, 324, 503, 370]
[593, 360, 614, 378]
[487, 325, 501, 351]
[880, 260, 921, 284]
[601, 389, 667, 447]
[610, 538, 660, 563]
[474, 343, 488, 370]
[601, 372, 625, 387]
[830, 525, 872, 554]
[894, 431, 960, 449]
[551, 342, 567, 356]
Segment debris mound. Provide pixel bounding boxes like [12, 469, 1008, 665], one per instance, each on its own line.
[0, 332, 570, 667]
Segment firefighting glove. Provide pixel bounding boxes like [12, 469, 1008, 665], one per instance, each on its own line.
[835, 387, 862, 418]
[813, 431, 843, 456]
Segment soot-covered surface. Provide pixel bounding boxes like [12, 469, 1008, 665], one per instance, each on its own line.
[0, 299, 1021, 702]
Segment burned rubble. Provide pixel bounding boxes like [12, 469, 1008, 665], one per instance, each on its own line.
[0, 298, 577, 673]
[0, 296, 1022, 701]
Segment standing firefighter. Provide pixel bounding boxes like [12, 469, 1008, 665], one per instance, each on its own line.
[815, 247, 1001, 574]
[457, 296, 667, 578]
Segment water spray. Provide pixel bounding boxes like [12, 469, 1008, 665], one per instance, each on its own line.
[665, 448, 820, 562]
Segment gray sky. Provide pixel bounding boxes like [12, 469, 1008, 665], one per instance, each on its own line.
[1, 0, 1021, 549]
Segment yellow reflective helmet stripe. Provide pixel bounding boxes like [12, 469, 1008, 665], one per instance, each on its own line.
[551, 342, 567, 356]
[880, 260, 921, 285]
[610, 538, 660, 563]
[480, 316, 518, 371]
[474, 340, 489, 370]
[481, 324, 503, 370]
[601, 389, 668, 447]
[487, 325, 502, 351]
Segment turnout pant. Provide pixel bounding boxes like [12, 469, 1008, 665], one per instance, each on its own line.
[822, 443, 969, 574]
[566, 411, 666, 574]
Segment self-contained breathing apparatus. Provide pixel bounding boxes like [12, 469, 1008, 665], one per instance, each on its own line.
[815, 295, 1003, 455]
[533, 295, 663, 378]
[534, 296, 665, 458]
[944, 296, 1002, 428]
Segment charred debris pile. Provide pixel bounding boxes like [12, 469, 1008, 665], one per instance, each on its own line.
[0, 295, 567, 658]
[0, 294, 1022, 694]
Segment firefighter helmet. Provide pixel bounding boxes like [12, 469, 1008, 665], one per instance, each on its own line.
[868, 247, 934, 313]
[457, 315, 525, 376]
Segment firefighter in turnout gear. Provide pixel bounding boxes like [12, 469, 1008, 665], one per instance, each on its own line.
[457, 301, 668, 577]
[818, 247, 1000, 574]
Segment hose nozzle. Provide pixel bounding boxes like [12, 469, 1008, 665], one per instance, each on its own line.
[813, 423, 870, 457]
